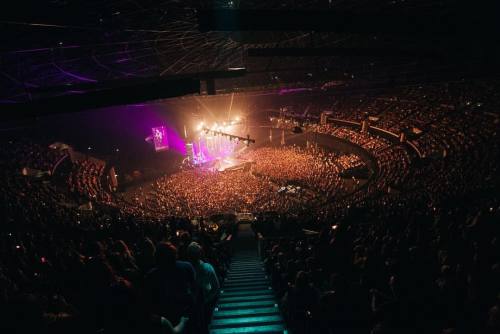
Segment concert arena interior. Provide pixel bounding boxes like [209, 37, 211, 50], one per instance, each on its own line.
[1, 2, 500, 334]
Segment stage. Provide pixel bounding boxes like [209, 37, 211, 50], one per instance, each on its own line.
[203, 157, 253, 172]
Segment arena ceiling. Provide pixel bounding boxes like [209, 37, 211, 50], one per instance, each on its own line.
[0, 1, 498, 105]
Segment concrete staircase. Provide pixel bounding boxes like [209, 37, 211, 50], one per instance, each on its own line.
[210, 224, 286, 334]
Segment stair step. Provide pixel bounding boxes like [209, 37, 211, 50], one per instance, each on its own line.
[219, 294, 275, 303]
[226, 272, 267, 279]
[230, 265, 263, 269]
[213, 307, 280, 319]
[228, 268, 265, 273]
[223, 282, 270, 289]
[225, 275, 268, 282]
[229, 267, 263, 272]
[222, 284, 271, 292]
[216, 300, 277, 310]
[220, 289, 273, 298]
[231, 260, 262, 264]
[226, 274, 268, 282]
[210, 324, 286, 334]
[226, 274, 268, 283]
[229, 268, 262, 272]
[210, 315, 283, 329]
[228, 272, 262, 276]
[229, 268, 264, 272]
[229, 268, 262, 273]
[226, 275, 268, 280]
[229, 265, 262, 272]
[228, 270, 265, 275]
[225, 277, 268, 284]
[227, 271, 265, 277]
[227, 269, 267, 277]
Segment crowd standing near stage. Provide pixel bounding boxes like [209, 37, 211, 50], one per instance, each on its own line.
[139, 169, 298, 217]
[242, 146, 347, 198]
[0, 80, 499, 333]
[123, 145, 366, 218]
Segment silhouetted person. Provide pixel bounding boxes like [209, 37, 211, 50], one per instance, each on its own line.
[187, 241, 220, 330]
[145, 242, 195, 328]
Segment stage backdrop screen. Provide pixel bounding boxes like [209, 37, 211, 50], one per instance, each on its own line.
[151, 126, 169, 152]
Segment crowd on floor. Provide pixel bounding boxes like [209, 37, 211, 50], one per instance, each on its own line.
[124, 145, 365, 218]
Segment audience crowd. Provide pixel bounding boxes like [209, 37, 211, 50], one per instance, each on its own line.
[262, 197, 500, 334]
[255, 80, 500, 333]
[242, 146, 353, 198]
[124, 145, 367, 218]
[0, 140, 233, 333]
[0, 79, 499, 333]
[68, 159, 113, 204]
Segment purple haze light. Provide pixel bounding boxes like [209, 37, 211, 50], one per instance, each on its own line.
[165, 126, 186, 155]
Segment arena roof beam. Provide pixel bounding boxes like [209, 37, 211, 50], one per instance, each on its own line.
[1, 76, 200, 120]
[247, 47, 440, 59]
[33, 68, 246, 95]
[2, 69, 247, 119]
[198, 8, 499, 35]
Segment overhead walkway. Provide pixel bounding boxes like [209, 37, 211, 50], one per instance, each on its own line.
[210, 223, 287, 334]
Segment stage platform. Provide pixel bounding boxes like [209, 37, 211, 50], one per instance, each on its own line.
[200, 157, 253, 172]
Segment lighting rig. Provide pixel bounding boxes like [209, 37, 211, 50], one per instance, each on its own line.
[202, 127, 255, 146]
